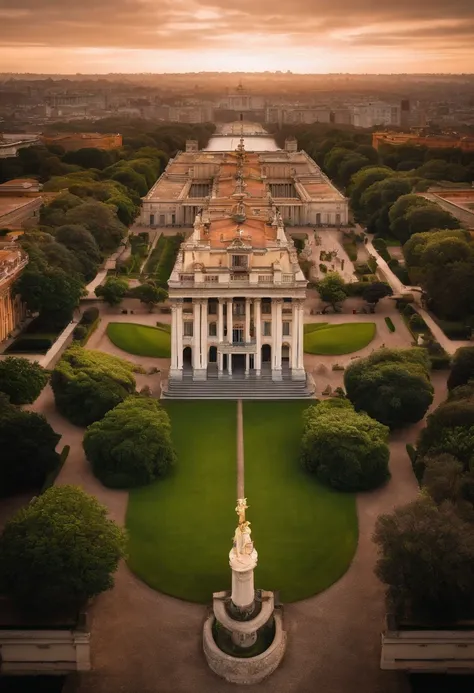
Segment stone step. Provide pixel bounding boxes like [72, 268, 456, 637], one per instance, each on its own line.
[164, 378, 314, 399]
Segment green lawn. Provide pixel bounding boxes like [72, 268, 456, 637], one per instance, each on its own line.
[106, 322, 171, 358]
[126, 401, 237, 602]
[244, 401, 358, 602]
[304, 322, 376, 355]
[126, 400, 358, 605]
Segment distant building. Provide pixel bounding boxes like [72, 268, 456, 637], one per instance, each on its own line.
[0, 244, 28, 343]
[40, 133, 122, 152]
[372, 131, 474, 152]
[418, 189, 474, 231]
[0, 134, 41, 159]
[265, 107, 332, 125]
[352, 102, 401, 128]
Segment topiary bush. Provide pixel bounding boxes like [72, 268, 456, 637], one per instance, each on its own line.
[0, 394, 61, 496]
[448, 346, 474, 391]
[344, 348, 434, 429]
[0, 485, 126, 614]
[300, 398, 390, 491]
[51, 345, 141, 426]
[0, 356, 49, 404]
[83, 397, 176, 488]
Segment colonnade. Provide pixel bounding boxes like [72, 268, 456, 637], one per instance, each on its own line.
[0, 290, 24, 343]
[170, 297, 305, 381]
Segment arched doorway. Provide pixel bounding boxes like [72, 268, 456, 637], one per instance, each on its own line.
[261, 344, 271, 363]
[183, 346, 192, 370]
[209, 346, 217, 363]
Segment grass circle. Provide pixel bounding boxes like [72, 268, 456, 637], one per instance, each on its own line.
[106, 322, 171, 358]
[304, 322, 376, 355]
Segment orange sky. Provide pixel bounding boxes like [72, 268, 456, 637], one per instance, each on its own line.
[1, 0, 473, 73]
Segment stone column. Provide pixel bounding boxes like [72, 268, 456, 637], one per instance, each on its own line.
[218, 299, 224, 376]
[272, 299, 283, 381]
[227, 298, 233, 343]
[177, 300, 183, 373]
[170, 301, 179, 378]
[192, 300, 200, 376]
[201, 299, 208, 373]
[254, 298, 261, 377]
[244, 298, 251, 376]
[298, 301, 305, 371]
[292, 299, 306, 380]
[291, 299, 298, 378]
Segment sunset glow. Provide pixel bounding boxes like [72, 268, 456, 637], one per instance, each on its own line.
[0, 0, 473, 73]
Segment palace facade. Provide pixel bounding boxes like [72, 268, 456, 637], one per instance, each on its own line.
[0, 245, 28, 343]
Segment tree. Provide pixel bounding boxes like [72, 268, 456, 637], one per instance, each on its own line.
[14, 266, 85, 326]
[389, 194, 431, 240]
[349, 166, 395, 219]
[362, 282, 393, 308]
[403, 230, 474, 319]
[128, 282, 167, 311]
[359, 177, 412, 223]
[64, 200, 127, 252]
[0, 395, 60, 495]
[416, 391, 474, 469]
[300, 399, 390, 491]
[317, 272, 347, 312]
[0, 486, 126, 613]
[448, 347, 474, 391]
[62, 147, 113, 170]
[421, 454, 465, 505]
[338, 154, 370, 188]
[110, 167, 148, 196]
[344, 348, 433, 429]
[95, 277, 129, 306]
[39, 192, 83, 227]
[51, 345, 139, 426]
[0, 357, 49, 404]
[373, 497, 474, 622]
[83, 397, 176, 488]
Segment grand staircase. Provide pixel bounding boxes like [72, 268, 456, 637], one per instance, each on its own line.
[163, 370, 315, 400]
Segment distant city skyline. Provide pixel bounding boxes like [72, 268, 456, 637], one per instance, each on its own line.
[1, 0, 474, 74]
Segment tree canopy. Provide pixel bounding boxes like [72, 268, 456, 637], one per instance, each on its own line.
[300, 398, 390, 491]
[14, 266, 85, 327]
[95, 276, 129, 306]
[0, 357, 49, 404]
[344, 348, 433, 429]
[0, 485, 126, 613]
[373, 497, 474, 622]
[0, 394, 60, 495]
[317, 272, 347, 312]
[128, 282, 167, 311]
[448, 347, 474, 391]
[83, 397, 176, 488]
[51, 345, 140, 426]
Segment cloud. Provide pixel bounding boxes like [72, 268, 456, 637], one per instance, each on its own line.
[0, 0, 473, 69]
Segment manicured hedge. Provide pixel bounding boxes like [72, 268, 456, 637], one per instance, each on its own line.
[385, 317, 395, 332]
[5, 337, 53, 354]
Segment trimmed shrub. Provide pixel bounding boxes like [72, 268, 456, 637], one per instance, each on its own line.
[448, 346, 474, 391]
[0, 395, 61, 495]
[0, 486, 126, 614]
[5, 337, 53, 354]
[344, 348, 434, 429]
[51, 345, 140, 426]
[81, 306, 99, 325]
[0, 357, 49, 404]
[385, 317, 395, 332]
[301, 399, 390, 491]
[83, 397, 176, 488]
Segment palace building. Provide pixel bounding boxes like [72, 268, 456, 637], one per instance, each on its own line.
[140, 138, 348, 229]
[0, 245, 28, 344]
[161, 135, 336, 397]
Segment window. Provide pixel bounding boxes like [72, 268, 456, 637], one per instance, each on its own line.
[183, 321, 193, 337]
[231, 255, 248, 268]
[208, 301, 217, 315]
[209, 322, 217, 337]
[263, 322, 271, 337]
[262, 300, 271, 315]
[283, 322, 290, 336]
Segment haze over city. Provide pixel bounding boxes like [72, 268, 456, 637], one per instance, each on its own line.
[1, 0, 474, 74]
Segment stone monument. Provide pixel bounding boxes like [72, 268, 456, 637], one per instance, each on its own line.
[203, 498, 287, 684]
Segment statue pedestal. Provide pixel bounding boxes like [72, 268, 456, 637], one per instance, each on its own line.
[229, 548, 258, 616]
